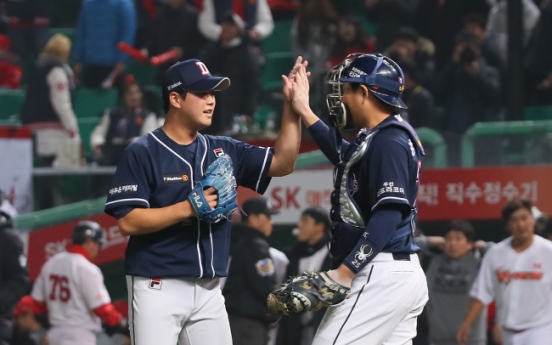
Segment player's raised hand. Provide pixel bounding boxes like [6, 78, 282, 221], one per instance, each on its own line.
[291, 66, 311, 116]
[282, 56, 310, 102]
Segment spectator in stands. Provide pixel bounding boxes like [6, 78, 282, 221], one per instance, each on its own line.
[0, 34, 22, 89]
[90, 78, 157, 166]
[396, 59, 435, 129]
[364, 0, 418, 52]
[433, 32, 501, 166]
[4, 0, 52, 61]
[276, 206, 331, 345]
[385, 27, 435, 88]
[11, 296, 49, 345]
[72, 0, 137, 88]
[198, 0, 274, 47]
[485, 0, 540, 69]
[223, 197, 279, 345]
[328, 16, 375, 67]
[417, 0, 490, 70]
[524, 0, 552, 106]
[425, 220, 489, 345]
[141, 0, 205, 80]
[462, 14, 503, 74]
[200, 12, 261, 136]
[0, 194, 29, 345]
[20, 34, 80, 167]
[292, 0, 337, 112]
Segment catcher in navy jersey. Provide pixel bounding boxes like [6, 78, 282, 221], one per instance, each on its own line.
[268, 53, 428, 345]
[105, 57, 305, 345]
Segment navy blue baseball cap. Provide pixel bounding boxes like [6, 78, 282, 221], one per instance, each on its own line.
[162, 59, 230, 97]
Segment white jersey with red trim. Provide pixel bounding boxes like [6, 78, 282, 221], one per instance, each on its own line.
[31, 248, 111, 331]
[470, 235, 552, 330]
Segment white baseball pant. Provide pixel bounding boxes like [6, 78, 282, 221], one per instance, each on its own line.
[126, 276, 232, 345]
[47, 327, 97, 345]
[313, 253, 428, 345]
[502, 323, 552, 345]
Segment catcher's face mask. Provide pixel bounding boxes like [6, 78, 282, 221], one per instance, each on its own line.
[325, 53, 362, 129]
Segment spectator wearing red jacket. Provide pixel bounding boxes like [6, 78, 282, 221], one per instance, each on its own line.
[0, 35, 23, 89]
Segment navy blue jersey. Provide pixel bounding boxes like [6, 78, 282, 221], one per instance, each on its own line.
[105, 128, 273, 278]
[308, 114, 424, 270]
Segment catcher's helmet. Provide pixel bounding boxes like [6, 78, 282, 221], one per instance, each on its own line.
[326, 53, 407, 128]
[72, 220, 106, 247]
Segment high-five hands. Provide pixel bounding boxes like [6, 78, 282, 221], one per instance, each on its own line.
[290, 66, 311, 116]
[282, 56, 311, 103]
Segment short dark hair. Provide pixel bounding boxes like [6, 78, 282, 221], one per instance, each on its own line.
[163, 90, 187, 113]
[446, 220, 476, 242]
[464, 13, 486, 30]
[502, 199, 533, 221]
[302, 206, 331, 232]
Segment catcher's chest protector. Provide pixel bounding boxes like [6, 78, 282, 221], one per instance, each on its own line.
[328, 115, 424, 266]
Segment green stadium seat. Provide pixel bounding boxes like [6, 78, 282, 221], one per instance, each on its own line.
[73, 88, 119, 119]
[126, 60, 158, 86]
[0, 90, 26, 121]
[77, 117, 102, 158]
[358, 17, 376, 37]
[262, 20, 293, 53]
[261, 52, 295, 91]
[50, 28, 77, 43]
[524, 106, 552, 121]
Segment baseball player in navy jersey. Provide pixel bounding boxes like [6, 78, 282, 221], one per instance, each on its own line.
[104, 57, 304, 345]
[286, 53, 428, 344]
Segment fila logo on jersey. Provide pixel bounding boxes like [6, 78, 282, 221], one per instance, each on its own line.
[163, 174, 189, 183]
[149, 278, 162, 290]
[213, 148, 224, 157]
[495, 269, 543, 284]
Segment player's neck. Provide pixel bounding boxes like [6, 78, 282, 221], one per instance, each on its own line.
[510, 235, 534, 253]
[162, 119, 198, 145]
[362, 102, 394, 129]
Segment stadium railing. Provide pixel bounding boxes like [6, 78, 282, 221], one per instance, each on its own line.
[461, 120, 552, 167]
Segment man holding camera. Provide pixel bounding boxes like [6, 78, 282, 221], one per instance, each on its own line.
[433, 31, 501, 166]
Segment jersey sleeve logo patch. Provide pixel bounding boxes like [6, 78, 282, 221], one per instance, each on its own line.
[163, 174, 189, 184]
[351, 244, 373, 269]
[109, 185, 138, 195]
[213, 148, 224, 157]
[255, 258, 275, 277]
[377, 182, 405, 197]
[149, 278, 162, 290]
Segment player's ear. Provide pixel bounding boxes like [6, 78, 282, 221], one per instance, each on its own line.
[169, 92, 182, 109]
[362, 85, 370, 97]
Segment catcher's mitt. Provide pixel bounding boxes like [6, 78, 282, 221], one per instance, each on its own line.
[188, 154, 237, 224]
[267, 271, 350, 316]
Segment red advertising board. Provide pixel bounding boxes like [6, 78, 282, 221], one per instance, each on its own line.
[416, 166, 552, 220]
[26, 165, 552, 279]
[27, 214, 126, 280]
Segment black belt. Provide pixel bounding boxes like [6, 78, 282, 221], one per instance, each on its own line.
[392, 253, 411, 261]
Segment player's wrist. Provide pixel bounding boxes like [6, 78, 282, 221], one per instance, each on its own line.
[181, 199, 198, 219]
